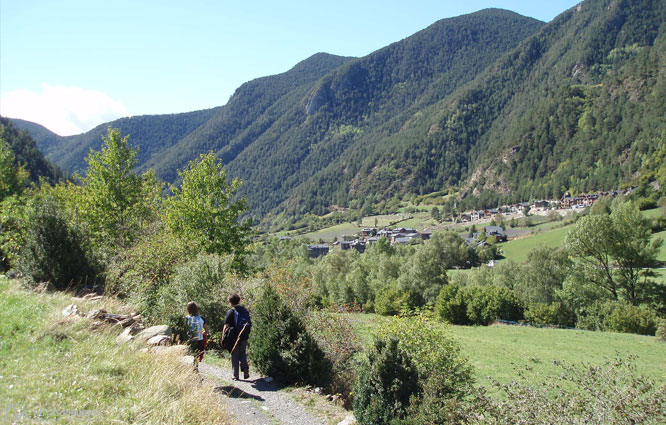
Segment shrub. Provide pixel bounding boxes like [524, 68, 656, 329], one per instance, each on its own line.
[524, 302, 576, 327]
[576, 300, 659, 335]
[148, 253, 242, 338]
[435, 284, 468, 325]
[375, 285, 418, 316]
[485, 356, 666, 424]
[353, 338, 419, 425]
[305, 311, 362, 402]
[16, 195, 99, 289]
[435, 284, 523, 326]
[656, 321, 666, 342]
[249, 284, 332, 386]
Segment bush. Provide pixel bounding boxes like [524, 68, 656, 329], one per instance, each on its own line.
[375, 285, 418, 316]
[16, 195, 99, 289]
[524, 302, 576, 327]
[249, 284, 332, 386]
[485, 356, 666, 424]
[435, 284, 468, 325]
[657, 321, 666, 342]
[577, 300, 659, 335]
[435, 284, 523, 326]
[105, 226, 192, 301]
[148, 253, 243, 338]
[353, 338, 419, 425]
[304, 311, 362, 402]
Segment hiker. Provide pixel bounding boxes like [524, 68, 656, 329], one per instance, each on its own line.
[222, 293, 252, 380]
[186, 301, 210, 368]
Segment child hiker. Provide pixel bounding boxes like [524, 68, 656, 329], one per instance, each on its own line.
[186, 301, 210, 369]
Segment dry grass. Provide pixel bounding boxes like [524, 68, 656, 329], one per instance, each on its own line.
[0, 276, 233, 424]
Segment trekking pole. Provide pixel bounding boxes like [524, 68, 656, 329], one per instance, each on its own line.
[230, 323, 249, 355]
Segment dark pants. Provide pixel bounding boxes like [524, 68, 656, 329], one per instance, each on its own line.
[231, 339, 249, 379]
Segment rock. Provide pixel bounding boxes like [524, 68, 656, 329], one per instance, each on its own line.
[89, 320, 105, 330]
[264, 377, 273, 383]
[34, 281, 55, 293]
[151, 345, 188, 356]
[62, 304, 81, 317]
[135, 325, 172, 344]
[338, 414, 357, 425]
[146, 335, 171, 347]
[116, 326, 141, 344]
[6, 270, 18, 279]
[86, 309, 107, 320]
[180, 355, 194, 366]
[117, 317, 136, 328]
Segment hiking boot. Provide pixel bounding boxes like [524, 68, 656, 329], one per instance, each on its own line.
[243, 370, 250, 380]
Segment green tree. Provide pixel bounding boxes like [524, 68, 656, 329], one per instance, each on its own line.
[79, 127, 160, 248]
[164, 152, 251, 271]
[0, 132, 29, 202]
[565, 201, 662, 305]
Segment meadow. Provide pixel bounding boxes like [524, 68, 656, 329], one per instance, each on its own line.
[348, 312, 666, 389]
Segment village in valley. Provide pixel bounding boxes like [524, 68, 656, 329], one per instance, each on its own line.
[303, 187, 638, 258]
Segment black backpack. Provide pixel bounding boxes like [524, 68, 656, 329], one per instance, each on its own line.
[233, 306, 252, 337]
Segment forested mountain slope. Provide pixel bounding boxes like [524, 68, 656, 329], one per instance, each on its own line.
[0, 117, 65, 184]
[15, 0, 665, 226]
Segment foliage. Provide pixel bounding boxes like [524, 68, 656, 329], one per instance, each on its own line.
[656, 320, 666, 342]
[576, 300, 660, 336]
[352, 338, 419, 425]
[565, 200, 662, 305]
[483, 356, 666, 425]
[0, 195, 29, 270]
[524, 302, 576, 327]
[164, 152, 251, 272]
[148, 253, 238, 338]
[78, 127, 161, 249]
[0, 131, 29, 202]
[435, 283, 523, 326]
[374, 285, 419, 316]
[304, 311, 362, 400]
[248, 284, 332, 386]
[16, 194, 99, 289]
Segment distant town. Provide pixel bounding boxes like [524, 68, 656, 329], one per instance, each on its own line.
[299, 188, 637, 258]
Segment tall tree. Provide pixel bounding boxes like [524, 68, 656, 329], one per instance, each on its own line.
[164, 152, 251, 271]
[79, 127, 160, 248]
[565, 201, 662, 304]
[0, 132, 29, 202]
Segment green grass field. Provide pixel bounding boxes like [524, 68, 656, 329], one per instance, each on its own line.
[498, 226, 571, 263]
[348, 313, 666, 389]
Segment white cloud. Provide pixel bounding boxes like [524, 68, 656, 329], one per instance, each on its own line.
[0, 84, 129, 136]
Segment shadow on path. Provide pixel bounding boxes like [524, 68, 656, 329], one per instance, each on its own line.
[214, 385, 265, 401]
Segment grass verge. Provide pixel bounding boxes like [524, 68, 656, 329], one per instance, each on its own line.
[0, 276, 231, 424]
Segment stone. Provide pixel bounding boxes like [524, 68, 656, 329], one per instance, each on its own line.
[117, 317, 136, 328]
[86, 309, 107, 320]
[151, 345, 188, 356]
[146, 335, 171, 347]
[62, 304, 81, 317]
[180, 355, 194, 366]
[338, 415, 357, 425]
[116, 327, 137, 344]
[134, 325, 172, 344]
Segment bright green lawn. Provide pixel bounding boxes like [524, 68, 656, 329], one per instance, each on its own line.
[499, 226, 571, 263]
[301, 222, 361, 242]
[348, 313, 666, 389]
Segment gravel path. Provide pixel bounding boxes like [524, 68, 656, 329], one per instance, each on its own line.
[199, 363, 326, 425]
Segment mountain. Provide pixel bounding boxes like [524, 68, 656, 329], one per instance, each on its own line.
[0, 117, 65, 184]
[14, 0, 666, 227]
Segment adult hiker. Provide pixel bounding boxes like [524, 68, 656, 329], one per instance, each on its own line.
[222, 293, 252, 380]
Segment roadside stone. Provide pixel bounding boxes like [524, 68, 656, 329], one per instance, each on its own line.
[338, 414, 357, 425]
[117, 317, 136, 328]
[134, 325, 172, 344]
[86, 309, 107, 320]
[62, 304, 81, 317]
[146, 335, 171, 347]
[180, 355, 195, 366]
[151, 345, 188, 356]
[116, 326, 139, 344]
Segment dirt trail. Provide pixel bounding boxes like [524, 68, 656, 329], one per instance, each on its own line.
[199, 363, 327, 425]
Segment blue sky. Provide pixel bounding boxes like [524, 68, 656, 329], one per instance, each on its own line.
[1, 0, 581, 135]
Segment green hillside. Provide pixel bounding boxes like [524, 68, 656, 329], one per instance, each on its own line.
[13, 0, 666, 229]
